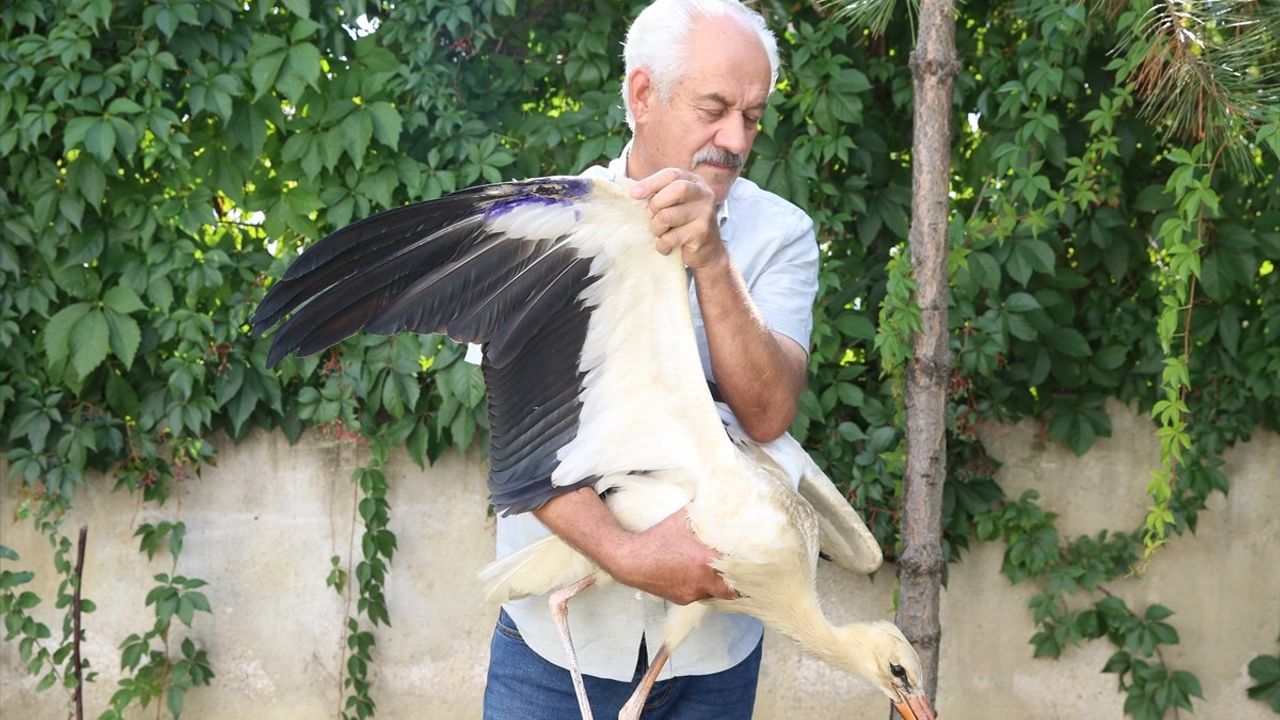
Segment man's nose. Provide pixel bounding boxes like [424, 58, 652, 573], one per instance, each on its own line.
[714, 115, 753, 157]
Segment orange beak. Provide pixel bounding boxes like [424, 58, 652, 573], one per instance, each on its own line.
[894, 693, 937, 720]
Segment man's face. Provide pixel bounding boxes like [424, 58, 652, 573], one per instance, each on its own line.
[631, 16, 772, 203]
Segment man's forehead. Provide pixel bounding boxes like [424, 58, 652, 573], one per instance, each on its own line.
[679, 15, 772, 100]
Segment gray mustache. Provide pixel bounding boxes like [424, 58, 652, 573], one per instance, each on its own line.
[692, 147, 744, 168]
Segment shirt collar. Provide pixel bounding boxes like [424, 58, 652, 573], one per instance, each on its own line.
[610, 140, 733, 229]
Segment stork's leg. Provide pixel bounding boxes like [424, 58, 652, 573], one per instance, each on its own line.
[618, 602, 711, 720]
[549, 575, 598, 720]
[617, 643, 670, 720]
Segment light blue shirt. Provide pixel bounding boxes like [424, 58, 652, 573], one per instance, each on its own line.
[487, 146, 819, 681]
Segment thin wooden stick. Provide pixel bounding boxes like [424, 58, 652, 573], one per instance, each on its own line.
[897, 0, 959, 716]
[73, 525, 87, 720]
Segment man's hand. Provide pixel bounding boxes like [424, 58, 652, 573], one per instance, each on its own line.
[631, 168, 726, 271]
[533, 488, 736, 606]
[605, 509, 737, 605]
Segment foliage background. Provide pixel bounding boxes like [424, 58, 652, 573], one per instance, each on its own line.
[0, 0, 1277, 717]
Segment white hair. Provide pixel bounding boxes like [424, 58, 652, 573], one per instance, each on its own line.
[621, 0, 780, 130]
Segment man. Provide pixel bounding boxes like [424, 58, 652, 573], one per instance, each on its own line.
[483, 1, 818, 717]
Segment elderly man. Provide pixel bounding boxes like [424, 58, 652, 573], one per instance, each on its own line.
[483, 1, 818, 717]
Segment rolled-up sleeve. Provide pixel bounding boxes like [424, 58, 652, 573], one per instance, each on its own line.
[748, 211, 819, 356]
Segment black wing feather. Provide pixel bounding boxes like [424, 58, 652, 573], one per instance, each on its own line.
[252, 176, 603, 515]
[263, 215, 489, 366]
[483, 269, 598, 513]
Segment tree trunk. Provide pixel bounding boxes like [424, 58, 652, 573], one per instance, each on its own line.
[895, 0, 957, 713]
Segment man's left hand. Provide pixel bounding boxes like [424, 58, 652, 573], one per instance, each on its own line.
[631, 168, 726, 270]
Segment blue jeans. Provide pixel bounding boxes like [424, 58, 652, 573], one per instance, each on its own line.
[483, 609, 761, 720]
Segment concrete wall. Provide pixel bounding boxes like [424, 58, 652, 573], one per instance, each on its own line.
[2, 400, 1277, 719]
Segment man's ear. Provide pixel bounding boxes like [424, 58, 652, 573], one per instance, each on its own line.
[628, 68, 656, 126]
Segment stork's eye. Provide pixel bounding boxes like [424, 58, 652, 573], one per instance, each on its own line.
[890, 663, 907, 680]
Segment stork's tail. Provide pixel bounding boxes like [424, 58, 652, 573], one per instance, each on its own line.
[478, 534, 601, 603]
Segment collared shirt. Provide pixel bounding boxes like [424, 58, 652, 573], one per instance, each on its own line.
[488, 145, 819, 681]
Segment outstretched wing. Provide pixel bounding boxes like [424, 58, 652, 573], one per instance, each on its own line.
[251, 177, 723, 515]
[251, 177, 596, 369]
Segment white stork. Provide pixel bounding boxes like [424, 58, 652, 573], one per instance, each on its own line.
[252, 177, 936, 720]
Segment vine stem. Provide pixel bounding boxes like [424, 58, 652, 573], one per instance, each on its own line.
[337, 443, 359, 718]
[73, 525, 87, 720]
[1169, 273, 1198, 495]
[967, 176, 993, 223]
[158, 500, 183, 720]
[1165, 141, 1216, 497]
[1153, 644, 1182, 720]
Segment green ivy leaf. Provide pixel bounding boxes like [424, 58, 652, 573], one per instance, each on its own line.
[280, 41, 322, 103]
[166, 684, 184, 718]
[103, 285, 146, 314]
[147, 275, 174, 314]
[35, 671, 56, 692]
[71, 310, 110, 378]
[70, 157, 107, 207]
[1048, 327, 1091, 357]
[249, 36, 288, 100]
[833, 312, 875, 341]
[1093, 345, 1126, 370]
[1005, 292, 1041, 312]
[44, 302, 92, 369]
[106, 97, 144, 115]
[1006, 312, 1037, 341]
[968, 251, 1001, 290]
[63, 116, 96, 151]
[290, 17, 320, 42]
[340, 110, 374, 168]
[104, 309, 141, 370]
[83, 119, 117, 163]
[1248, 653, 1280, 711]
[368, 103, 403, 148]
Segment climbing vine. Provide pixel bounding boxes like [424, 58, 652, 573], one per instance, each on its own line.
[0, 505, 93, 708]
[100, 521, 213, 719]
[1, 0, 1277, 718]
[1144, 143, 1209, 556]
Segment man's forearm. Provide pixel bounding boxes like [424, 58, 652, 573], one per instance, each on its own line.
[629, 168, 807, 441]
[692, 252, 806, 441]
[532, 486, 631, 571]
[532, 487, 735, 605]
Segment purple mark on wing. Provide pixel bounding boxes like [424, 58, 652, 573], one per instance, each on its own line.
[484, 178, 592, 219]
[486, 194, 568, 219]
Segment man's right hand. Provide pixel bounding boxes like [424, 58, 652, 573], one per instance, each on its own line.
[532, 487, 737, 605]
[606, 509, 738, 605]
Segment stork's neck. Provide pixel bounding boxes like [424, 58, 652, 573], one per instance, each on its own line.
[765, 595, 882, 683]
[551, 188, 738, 482]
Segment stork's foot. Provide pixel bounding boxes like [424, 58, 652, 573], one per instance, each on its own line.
[550, 575, 598, 720]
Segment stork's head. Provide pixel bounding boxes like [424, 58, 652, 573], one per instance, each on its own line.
[622, 1, 776, 203]
[835, 621, 937, 720]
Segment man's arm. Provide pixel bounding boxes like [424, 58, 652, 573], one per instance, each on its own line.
[532, 487, 736, 605]
[632, 168, 807, 441]
[691, 252, 807, 441]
